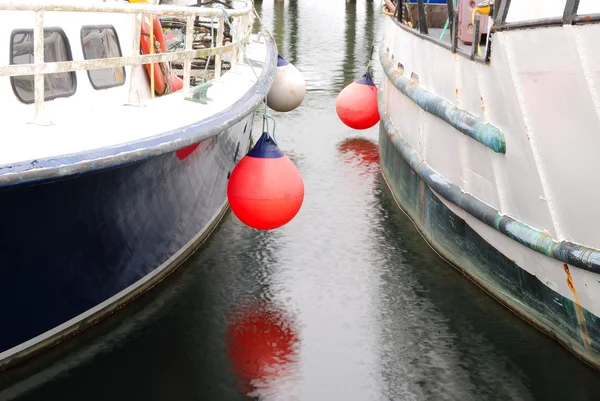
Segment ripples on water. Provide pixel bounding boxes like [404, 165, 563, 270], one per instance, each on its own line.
[2, 0, 600, 400]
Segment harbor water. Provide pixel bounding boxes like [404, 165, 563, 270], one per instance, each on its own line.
[2, 0, 600, 400]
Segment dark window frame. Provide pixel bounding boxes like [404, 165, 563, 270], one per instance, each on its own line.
[80, 24, 126, 90]
[9, 28, 77, 104]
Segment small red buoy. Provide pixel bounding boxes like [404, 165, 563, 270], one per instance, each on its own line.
[336, 71, 380, 130]
[227, 132, 304, 230]
[226, 302, 299, 394]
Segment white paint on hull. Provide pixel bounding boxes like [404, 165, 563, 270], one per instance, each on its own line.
[506, 0, 566, 23]
[578, 0, 600, 14]
[381, 16, 600, 322]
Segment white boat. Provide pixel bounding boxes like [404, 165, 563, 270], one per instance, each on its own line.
[379, 0, 600, 369]
[0, 0, 276, 370]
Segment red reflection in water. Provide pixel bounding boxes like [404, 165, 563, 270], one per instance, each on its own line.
[337, 137, 379, 167]
[226, 301, 300, 396]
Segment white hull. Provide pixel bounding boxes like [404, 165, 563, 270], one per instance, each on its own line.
[379, 1, 600, 368]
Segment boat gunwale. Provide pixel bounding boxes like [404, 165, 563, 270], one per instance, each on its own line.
[0, 37, 277, 188]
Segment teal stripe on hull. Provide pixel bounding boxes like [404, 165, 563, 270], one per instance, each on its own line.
[378, 122, 600, 371]
[379, 43, 506, 154]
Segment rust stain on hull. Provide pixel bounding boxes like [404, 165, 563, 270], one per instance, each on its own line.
[564, 263, 592, 351]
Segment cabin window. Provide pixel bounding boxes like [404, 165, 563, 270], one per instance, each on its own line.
[81, 26, 125, 89]
[10, 29, 76, 104]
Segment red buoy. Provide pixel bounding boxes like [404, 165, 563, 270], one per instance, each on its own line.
[336, 71, 380, 130]
[227, 132, 304, 230]
[226, 302, 299, 394]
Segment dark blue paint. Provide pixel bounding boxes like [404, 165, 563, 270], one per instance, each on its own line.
[0, 115, 253, 361]
[277, 54, 290, 67]
[246, 132, 283, 159]
[356, 71, 376, 87]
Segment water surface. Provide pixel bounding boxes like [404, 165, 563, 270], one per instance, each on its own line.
[2, 1, 600, 400]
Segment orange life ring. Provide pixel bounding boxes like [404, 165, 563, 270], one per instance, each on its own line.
[141, 14, 168, 95]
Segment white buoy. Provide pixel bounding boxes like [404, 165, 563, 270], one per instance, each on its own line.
[266, 54, 306, 112]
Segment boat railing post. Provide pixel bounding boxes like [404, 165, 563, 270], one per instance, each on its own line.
[247, 11, 253, 45]
[417, 0, 428, 35]
[451, 0, 458, 52]
[231, 15, 238, 73]
[393, 0, 401, 22]
[470, 12, 480, 60]
[494, 0, 511, 26]
[215, 16, 224, 79]
[149, 13, 155, 99]
[127, 12, 142, 105]
[563, 0, 580, 24]
[33, 10, 46, 125]
[445, 0, 454, 47]
[184, 14, 194, 90]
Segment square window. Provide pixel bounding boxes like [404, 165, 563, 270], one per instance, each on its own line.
[10, 29, 76, 104]
[81, 26, 125, 89]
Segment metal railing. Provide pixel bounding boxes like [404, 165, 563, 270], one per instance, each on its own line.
[390, 0, 600, 64]
[0, 0, 255, 125]
[391, 0, 491, 63]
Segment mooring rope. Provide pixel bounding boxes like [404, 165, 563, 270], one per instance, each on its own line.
[365, 0, 385, 75]
[219, 5, 277, 141]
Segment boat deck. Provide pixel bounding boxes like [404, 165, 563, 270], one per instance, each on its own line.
[0, 37, 268, 168]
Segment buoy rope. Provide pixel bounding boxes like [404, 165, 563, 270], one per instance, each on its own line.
[219, 5, 277, 142]
[365, 0, 385, 75]
[252, 7, 276, 47]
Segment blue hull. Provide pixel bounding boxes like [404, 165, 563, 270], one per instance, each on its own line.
[0, 117, 254, 369]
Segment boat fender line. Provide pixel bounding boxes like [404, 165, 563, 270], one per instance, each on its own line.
[379, 42, 506, 154]
[378, 89, 600, 274]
